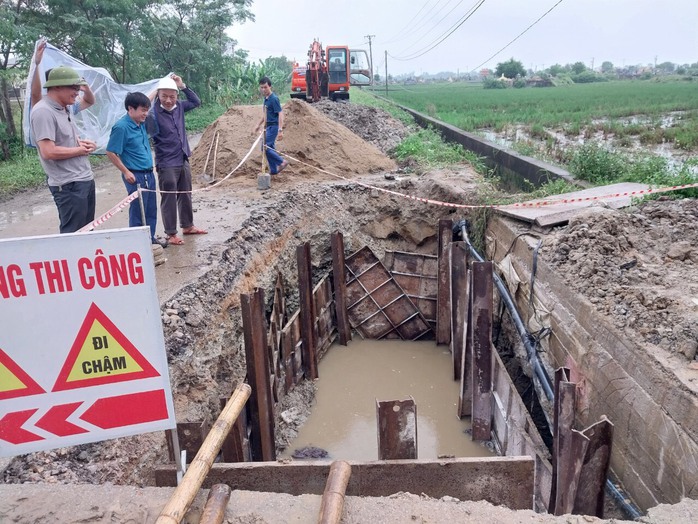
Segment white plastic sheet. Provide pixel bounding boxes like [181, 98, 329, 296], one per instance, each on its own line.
[23, 41, 162, 154]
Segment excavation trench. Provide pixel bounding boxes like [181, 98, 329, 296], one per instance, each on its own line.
[2, 100, 696, 522]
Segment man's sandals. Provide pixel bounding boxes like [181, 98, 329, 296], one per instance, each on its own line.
[167, 226, 208, 245]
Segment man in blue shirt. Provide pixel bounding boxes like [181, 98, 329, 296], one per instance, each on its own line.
[255, 76, 288, 176]
[106, 92, 166, 247]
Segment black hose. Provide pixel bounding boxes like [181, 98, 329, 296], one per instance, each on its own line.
[454, 219, 643, 520]
[456, 220, 554, 401]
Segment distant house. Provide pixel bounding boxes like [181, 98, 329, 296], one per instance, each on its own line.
[526, 75, 554, 87]
[498, 74, 514, 86]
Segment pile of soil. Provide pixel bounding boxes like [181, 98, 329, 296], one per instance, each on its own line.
[311, 99, 411, 154]
[189, 100, 396, 183]
[540, 198, 698, 362]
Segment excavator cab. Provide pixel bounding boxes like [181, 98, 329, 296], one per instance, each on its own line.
[349, 49, 372, 86]
[326, 47, 349, 100]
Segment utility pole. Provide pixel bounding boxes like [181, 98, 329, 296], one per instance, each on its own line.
[365, 34, 375, 85]
[591, 57, 594, 71]
[385, 50, 388, 97]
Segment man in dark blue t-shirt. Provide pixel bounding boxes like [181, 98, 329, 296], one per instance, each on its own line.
[106, 92, 166, 247]
[255, 76, 288, 175]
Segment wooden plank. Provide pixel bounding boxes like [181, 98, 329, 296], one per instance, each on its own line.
[297, 242, 318, 380]
[573, 418, 614, 517]
[377, 398, 417, 460]
[241, 290, 276, 461]
[450, 241, 468, 381]
[436, 219, 453, 345]
[331, 232, 352, 345]
[470, 262, 493, 440]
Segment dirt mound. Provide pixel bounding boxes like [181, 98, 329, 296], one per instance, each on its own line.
[189, 100, 396, 184]
[541, 198, 698, 361]
[311, 99, 410, 154]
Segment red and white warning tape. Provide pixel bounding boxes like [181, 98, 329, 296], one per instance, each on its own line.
[79, 132, 695, 232]
[78, 191, 139, 232]
[78, 135, 262, 232]
[277, 150, 698, 211]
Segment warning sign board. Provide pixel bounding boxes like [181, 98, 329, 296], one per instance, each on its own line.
[0, 349, 45, 400]
[0, 227, 175, 457]
[53, 303, 159, 391]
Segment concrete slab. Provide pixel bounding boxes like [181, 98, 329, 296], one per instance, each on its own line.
[495, 182, 650, 227]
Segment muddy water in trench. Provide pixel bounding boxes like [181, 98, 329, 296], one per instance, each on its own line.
[282, 339, 495, 461]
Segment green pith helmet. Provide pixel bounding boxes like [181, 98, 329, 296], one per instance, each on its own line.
[43, 66, 88, 88]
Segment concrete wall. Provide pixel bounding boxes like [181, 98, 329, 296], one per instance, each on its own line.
[394, 104, 586, 190]
[488, 217, 698, 511]
[156, 456, 535, 510]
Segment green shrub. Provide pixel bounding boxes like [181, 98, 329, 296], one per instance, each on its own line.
[483, 78, 508, 89]
[393, 127, 472, 167]
[568, 143, 626, 183]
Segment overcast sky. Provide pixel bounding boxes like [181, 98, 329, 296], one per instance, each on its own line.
[231, 0, 697, 75]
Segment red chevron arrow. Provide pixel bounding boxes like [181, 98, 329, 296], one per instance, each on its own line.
[35, 402, 88, 437]
[0, 409, 44, 444]
[80, 389, 168, 429]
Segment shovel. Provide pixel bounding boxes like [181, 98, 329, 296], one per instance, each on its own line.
[199, 130, 220, 185]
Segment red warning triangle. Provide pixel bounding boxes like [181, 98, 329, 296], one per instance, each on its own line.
[0, 348, 46, 400]
[52, 303, 160, 392]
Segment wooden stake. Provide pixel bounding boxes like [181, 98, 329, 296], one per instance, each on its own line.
[156, 383, 251, 524]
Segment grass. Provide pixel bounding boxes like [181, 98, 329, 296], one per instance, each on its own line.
[0, 142, 46, 199]
[568, 143, 698, 198]
[371, 80, 698, 200]
[374, 81, 698, 152]
[184, 102, 228, 132]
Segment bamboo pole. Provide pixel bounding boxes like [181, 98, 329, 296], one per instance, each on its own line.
[317, 460, 352, 524]
[156, 383, 252, 524]
[198, 484, 232, 524]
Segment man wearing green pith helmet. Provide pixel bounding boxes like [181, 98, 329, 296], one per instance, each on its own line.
[30, 66, 98, 233]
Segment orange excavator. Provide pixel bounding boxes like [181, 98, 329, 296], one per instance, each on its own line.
[290, 40, 372, 102]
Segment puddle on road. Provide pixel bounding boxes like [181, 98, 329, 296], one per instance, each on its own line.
[282, 339, 495, 461]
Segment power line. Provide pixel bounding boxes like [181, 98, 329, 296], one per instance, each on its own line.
[470, 0, 565, 72]
[394, 0, 473, 57]
[389, 0, 487, 61]
[381, 0, 443, 46]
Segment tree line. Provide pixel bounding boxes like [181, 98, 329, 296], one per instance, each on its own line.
[0, 0, 293, 160]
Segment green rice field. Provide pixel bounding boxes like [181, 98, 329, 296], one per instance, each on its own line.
[374, 80, 698, 150]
